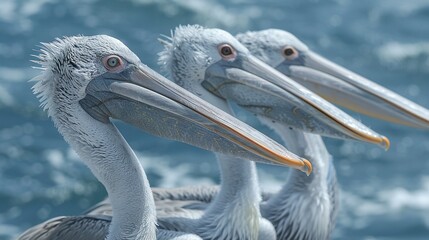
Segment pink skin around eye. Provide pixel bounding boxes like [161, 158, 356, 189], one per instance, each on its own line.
[283, 46, 299, 60]
[218, 44, 237, 61]
[102, 55, 125, 72]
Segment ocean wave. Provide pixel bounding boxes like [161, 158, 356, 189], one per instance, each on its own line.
[0, 0, 261, 34]
[0, 42, 24, 59]
[0, 67, 34, 83]
[0, 0, 57, 33]
[373, 0, 429, 17]
[0, 0, 55, 22]
[137, 152, 216, 188]
[377, 176, 429, 212]
[338, 175, 429, 234]
[0, 67, 39, 107]
[0, 224, 20, 240]
[0, 86, 14, 107]
[128, 0, 262, 29]
[377, 42, 429, 63]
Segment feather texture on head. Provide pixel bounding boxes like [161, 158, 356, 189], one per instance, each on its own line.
[157, 24, 248, 94]
[236, 29, 308, 67]
[31, 35, 139, 117]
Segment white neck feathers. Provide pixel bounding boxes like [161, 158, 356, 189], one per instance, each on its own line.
[51, 103, 156, 240]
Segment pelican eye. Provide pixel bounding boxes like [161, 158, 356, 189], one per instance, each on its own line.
[107, 57, 119, 67]
[218, 44, 237, 60]
[282, 46, 299, 60]
[221, 46, 232, 55]
[102, 55, 124, 72]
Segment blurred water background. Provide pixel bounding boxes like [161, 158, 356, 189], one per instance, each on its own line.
[0, 0, 429, 239]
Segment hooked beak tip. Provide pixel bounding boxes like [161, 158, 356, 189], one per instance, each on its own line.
[381, 136, 390, 151]
[303, 159, 312, 176]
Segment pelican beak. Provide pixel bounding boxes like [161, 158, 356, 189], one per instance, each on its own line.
[79, 63, 311, 174]
[204, 54, 389, 149]
[276, 51, 429, 129]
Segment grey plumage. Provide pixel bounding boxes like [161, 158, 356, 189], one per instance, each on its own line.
[152, 186, 219, 203]
[327, 159, 340, 235]
[153, 186, 272, 203]
[18, 216, 112, 240]
[18, 215, 203, 240]
[257, 124, 337, 240]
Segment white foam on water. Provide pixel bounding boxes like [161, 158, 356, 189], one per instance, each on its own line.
[0, 0, 57, 22]
[338, 175, 429, 233]
[0, 85, 14, 106]
[129, 0, 262, 29]
[377, 176, 429, 212]
[0, 0, 16, 22]
[44, 149, 65, 169]
[136, 152, 216, 188]
[0, 67, 34, 82]
[0, 224, 20, 240]
[0, 67, 38, 107]
[373, 0, 429, 17]
[20, 0, 56, 17]
[257, 168, 284, 193]
[0, 0, 57, 32]
[377, 42, 429, 63]
[0, 42, 24, 58]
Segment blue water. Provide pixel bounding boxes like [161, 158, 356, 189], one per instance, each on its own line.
[1, 0, 429, 239]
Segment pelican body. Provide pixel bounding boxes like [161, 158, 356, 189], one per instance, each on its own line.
[18, 34, 314, 240]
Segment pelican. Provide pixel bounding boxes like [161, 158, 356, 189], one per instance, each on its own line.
[18, 35, 315, 240]
[234, 29, 429, 239]
[129, 28, 429, 240]
[156, 25, 392, 240]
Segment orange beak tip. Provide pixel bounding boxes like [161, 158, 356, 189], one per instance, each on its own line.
[381, 136, 390, 151]
[303, 159, 312, 176]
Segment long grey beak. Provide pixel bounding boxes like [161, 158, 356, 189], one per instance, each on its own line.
[79, 64, 311, 174]
[278, 51, 429, 129]
[204, 54, 389, 149]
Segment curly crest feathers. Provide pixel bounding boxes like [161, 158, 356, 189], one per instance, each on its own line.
[30, 35, 134, 117]
[157, 25, 209, 87]
[31, 37, 81, 115]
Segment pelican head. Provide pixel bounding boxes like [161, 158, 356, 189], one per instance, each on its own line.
[32, 35, 311, 173]
[159, 25, 389, 149]
[237, 29, 429, 129]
